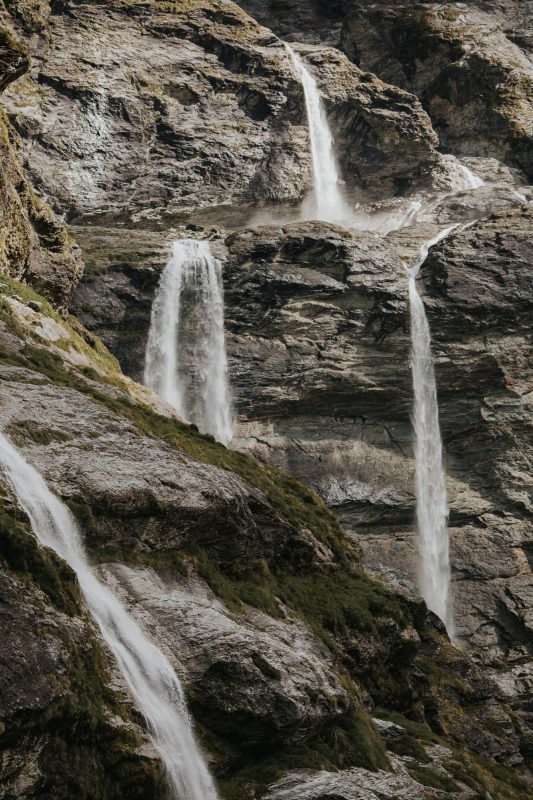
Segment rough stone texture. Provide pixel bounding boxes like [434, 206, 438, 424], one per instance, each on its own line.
[0, 525, 165, 799]
[420, 207, 533, 656]
[0, 23, 82, 308]
[266, 750, 476, 799]
[341, 2, 533, 178]
[235, 0, 343, 46]
[99, 564, 352, 749]
[299, 46, 441, 200]
[0, 372, 323, 573]
[226, 210, 533, 766]
[0, 279, 528, 797]
[1, 0, 532, 796]
[0, 0, 445, 228]
[67, 201, 533, 776]
[70, 226, 175, 377]
[2, 0, 310, 225]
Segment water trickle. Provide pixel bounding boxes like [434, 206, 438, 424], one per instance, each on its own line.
[448, 159, 485, 192]
[145, 239, 233, 446]
[0, 431, 219, 800]
[285, 44, 352, 225]
[408, 226, 458, 636]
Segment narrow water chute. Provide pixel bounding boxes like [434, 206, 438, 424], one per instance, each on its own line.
[285, 44, 352, 224]
[408, 226, 458, 636]
[0, 432, 219, 800]
[144, 238, 233, 446]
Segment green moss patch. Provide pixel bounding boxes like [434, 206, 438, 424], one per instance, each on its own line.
[445, 751, 531, 800]
[407, 764, 459, 792]
[0, 502, 81, 615]
[218, 709, 388, 800]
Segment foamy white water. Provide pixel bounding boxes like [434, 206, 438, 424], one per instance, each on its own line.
[354, 199, 423, 235]
[408, 226, 458, 636]
[285, 44, 352, 224]
[448, 158, 485, 192]
[0, 432, 219, 800]
[145, 239, 233, 446]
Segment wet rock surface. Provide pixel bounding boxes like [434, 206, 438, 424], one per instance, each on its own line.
[0, 0, 532, 797]
[1, 0, 442, 228]
[0, 524, 165, 799]
[0, 289, 528, 797]
[341, 2, 533, 178]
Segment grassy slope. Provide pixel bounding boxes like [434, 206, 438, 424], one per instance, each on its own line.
[0, 277, 528, 800]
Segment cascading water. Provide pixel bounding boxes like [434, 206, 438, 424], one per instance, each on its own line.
[0, 431, 219, 800]
[144, 239, 233, 446]
[408, 226, 458, 636]
[449, 159, 485, 192]
[285, 44, 352, 224]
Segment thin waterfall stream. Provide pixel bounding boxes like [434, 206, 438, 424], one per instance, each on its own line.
[408, 226, 458, 636]
[144, 239, 233, 446]
[0, 432, 219, 800]
[284, 43, 352, 224]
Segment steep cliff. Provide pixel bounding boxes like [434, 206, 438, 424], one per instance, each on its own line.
[341, 2, 533, 178]
[0, 0, 532, 798]
[0, 266, 529, 798]
[0, 22, 81, 308]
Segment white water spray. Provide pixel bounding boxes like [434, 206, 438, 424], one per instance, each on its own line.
[0, 432, 219, 800]
[448, 158, 485, 192]
[285, 44, 352, 224]
[408, 226, 458, 635]
[144, 239, 233, 446]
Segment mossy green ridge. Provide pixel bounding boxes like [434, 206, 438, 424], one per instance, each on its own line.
[0, 497, 81, 615]
[0, 279, 527, 800]
[218, 709, 388, 800]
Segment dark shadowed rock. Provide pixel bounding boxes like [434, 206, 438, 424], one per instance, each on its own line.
[341, 2, 533, 178]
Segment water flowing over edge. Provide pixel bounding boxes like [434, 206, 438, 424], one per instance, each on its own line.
[144, 238, 234, 446]
[0, 431, 219, 800]
[409, 226, 458, 637]
[284, 43, 353, 225]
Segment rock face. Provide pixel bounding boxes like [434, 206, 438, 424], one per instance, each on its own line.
[0, 23, 82, 308]
[1, 0, 446, 229]
[68, 206, 533, 759]
[227, 208, 533, 766]
[3, 0, 310, 225]
[301, 47, 441, 200]
[236, 0, 343, 46]
[341, 2, 533, 178]
[0, 267, 528, 799]
[420, 207, 533, 654]
[1, 0, 533, 797]
[0, 501, 165, 798]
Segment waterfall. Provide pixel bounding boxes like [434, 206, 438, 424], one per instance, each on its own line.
[144, 239, 233, 446]
[448, 158, 485, 192]
[0, 432, 219, 800]
[285, 44, 352, 224]
[408, 226, 458, 636]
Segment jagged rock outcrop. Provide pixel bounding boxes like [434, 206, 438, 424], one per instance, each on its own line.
[236, 0, 343, 46]
[420, 206, 533, 651]
[0, 271, 528, 799]
[341, 2, 533, 178]
[68, 207, 533, 752]
[300, 47, 441, 199]
[0, 497, 165, 798]
[0, 24, 82, 308]
[0, 0, 445, 228]
[1, 0, 533, 797]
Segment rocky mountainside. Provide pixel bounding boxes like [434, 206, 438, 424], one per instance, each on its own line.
[0, 0, 532, 799]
